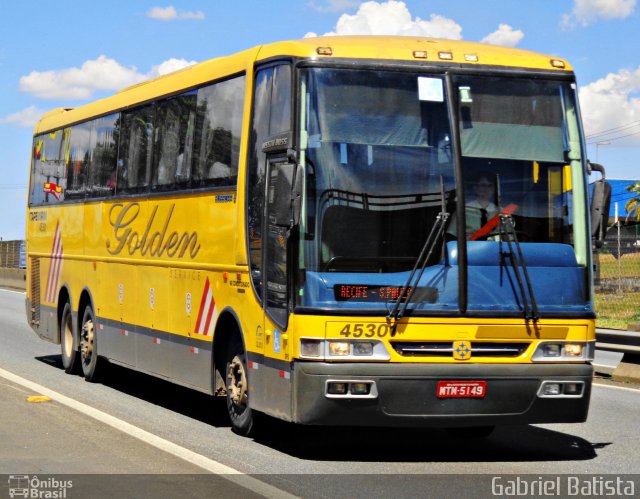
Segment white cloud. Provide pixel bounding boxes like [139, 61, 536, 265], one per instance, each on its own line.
[0, 105, 43, 127]
[19, 56, 197, 100]
[309, 0, 359, 13]
[148, 58, 199, 78]
[579, 67, 640, 145]
[19, 56, 145, 100]
[305, 1, 462, 39]
[562, 0, 636, 28]
[147, 6, 205, 21]
[480, 24, 524, 47]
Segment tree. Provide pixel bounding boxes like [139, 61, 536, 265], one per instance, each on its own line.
[625, 181, 640, 221]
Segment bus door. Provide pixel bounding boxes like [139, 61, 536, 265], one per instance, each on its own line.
[246, 63, 294, 418]
[253, 153, 294, 419]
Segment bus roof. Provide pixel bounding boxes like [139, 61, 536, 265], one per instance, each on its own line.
[33, 35, 572, 135]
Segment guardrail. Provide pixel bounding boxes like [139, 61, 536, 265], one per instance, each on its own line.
[596, 328, 640, 354]
[0, 268, 26, 290]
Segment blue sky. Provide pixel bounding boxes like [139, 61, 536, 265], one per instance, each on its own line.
[1, 0, 639, 239]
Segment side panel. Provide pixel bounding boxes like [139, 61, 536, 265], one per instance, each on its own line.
[92, 192, 241, 391]
[137, 265, 171, 377]
[99, 262, 137, 367]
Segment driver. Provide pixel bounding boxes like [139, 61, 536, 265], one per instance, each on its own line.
[465, 173, 499, 238]
[447, 172, 500, 240]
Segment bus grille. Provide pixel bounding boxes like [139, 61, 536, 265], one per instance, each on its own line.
[390, 341, 530, 358]
[30, 258, 40, 326]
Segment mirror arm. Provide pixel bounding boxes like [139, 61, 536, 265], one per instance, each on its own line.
[589, 162, 606, 180]
[287, 148, 298, 163]
[292, 164, 303, 227]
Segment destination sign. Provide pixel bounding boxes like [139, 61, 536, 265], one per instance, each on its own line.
[334, 284, 438, 303]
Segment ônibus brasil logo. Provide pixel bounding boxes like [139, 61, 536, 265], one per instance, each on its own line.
[7, 475, 73, 498]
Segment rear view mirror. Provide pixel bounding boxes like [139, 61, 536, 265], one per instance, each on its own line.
[269, 161, 297, 227]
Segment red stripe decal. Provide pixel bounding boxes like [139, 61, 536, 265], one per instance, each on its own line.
[202, 295, 215, 336]
[46, 222, 63, 302]
[195, 277, 210, 333]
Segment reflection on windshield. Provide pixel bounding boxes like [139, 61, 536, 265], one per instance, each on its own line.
[454, 75, 589, 313]
[301, 68, 455, 274]
[297, 68, 590, 316]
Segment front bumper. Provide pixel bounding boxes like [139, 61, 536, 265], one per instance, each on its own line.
[292, 361, 592, 427]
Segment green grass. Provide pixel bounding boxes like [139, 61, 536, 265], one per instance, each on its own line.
[598, 251, 640, 278]
[595, 252, 640, 329]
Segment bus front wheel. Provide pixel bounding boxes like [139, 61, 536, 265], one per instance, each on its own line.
[79, 305, 104, 382]
[226, 337, 257, 436]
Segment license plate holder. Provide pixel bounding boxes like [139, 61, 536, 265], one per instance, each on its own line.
[437, 380, 487, 399]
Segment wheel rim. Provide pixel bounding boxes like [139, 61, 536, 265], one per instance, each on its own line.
[63, 313, 73, 359]
[227, 355, 248, 411]
[80, 317, 94, 365]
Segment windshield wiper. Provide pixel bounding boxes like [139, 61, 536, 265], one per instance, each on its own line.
[498, 214, 539, 322]
[388, 177, 450, 321]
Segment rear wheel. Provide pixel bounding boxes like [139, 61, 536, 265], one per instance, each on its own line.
[60, 302, 78, 374]
[226, 336, 257, 436]
[79, 305, 104, 382]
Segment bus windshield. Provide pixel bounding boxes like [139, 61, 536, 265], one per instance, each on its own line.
[297, 67, 590, 316]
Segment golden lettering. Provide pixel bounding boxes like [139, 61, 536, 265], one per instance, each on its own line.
[106, 202, 201, 259]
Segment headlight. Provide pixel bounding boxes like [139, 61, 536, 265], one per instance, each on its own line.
[299, 338, 390, 360]
[542, 344, 561, 357]
[328, 341, 350, 356]
[353, 342, 374, 356]
[564, 343, 584, 357]
[300, 339, 322, 357]
[532, 341, 594, 362]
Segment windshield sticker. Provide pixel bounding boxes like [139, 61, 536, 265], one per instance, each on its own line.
[459, 86, 473, 103]
[418, 77, 444, 102]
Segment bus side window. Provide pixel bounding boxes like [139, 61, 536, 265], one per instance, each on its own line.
[117, 105, 154, 195]
[66, 122, 92, 200]
[88, 113, 118, 198]
[193, 75, 245, 188]
[151, 92, 196, 192]
[29, 131, 67, 205]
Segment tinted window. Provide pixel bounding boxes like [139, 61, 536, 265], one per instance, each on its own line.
[193, 75, 245, 188]
[89, 113, 118, 197]
[117, 105, 153, 194]
[246, 64, 292, 299]
[66, 122, 92, 199]
[270, 65, 291, 135]
[30, 130, 68, 205]
[247, 67, 274, 298]
[152, 92, 196, 191]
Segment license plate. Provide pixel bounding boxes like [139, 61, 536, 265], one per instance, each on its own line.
[437, 380, 487, 398]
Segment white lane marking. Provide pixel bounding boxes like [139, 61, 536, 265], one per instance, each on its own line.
[0, 288, 26, 295]
[0, 366, 296, 499]
[593, 381, 640, 393]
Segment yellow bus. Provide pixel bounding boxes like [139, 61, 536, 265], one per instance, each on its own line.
[26, 36, 606, 436]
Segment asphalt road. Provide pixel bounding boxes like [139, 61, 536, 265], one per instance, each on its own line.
[1, 288, 639, 498]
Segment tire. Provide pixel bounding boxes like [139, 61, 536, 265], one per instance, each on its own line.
[60, 302, 78, 374]
[79, 305, 104, 382]
[225, 336, 257, 436]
